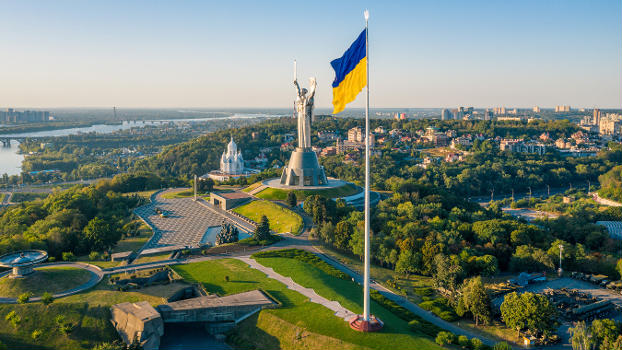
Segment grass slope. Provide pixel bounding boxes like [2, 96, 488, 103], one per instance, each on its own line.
[0, 303, 116, 350]
[233, 200, 303, 234]
[255, 183, 360, 201]
[0, 267, 92, 298]
[0, 276, 189, 350]
[172, 259, 441, 350]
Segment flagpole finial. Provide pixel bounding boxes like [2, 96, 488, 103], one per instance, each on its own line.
[364, 9, 369, 21]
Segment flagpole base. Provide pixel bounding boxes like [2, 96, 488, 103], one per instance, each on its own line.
[348, 315, 384, 332]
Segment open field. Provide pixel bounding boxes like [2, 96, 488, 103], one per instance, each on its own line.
[315, 245, 435, 302]
[255, 183, 359, 201]
[0, 267, 92, 298]
[0, 276, 190, 349]
[132, 252, 172, 265]
[161, 188, 210, 199]
[111, 224, 153, 253]
[241, 182, 263, 193]
[0, 302, 117, 350]
[173, 258, 442, 350]
[233, 200, 303, 234]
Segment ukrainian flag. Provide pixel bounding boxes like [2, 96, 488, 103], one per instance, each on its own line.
[331, 29, 367, 114]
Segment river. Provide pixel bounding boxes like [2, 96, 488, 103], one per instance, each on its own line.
[0, 114, 279, 176]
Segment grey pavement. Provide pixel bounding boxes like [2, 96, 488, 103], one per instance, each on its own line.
[135, 188, 247, 251]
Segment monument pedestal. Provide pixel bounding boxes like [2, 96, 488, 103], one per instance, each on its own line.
[348, 315, 384, 332]
[280, 148, 327, 186]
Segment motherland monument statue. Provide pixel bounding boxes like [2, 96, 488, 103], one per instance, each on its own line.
[278, 61, 327, 187]
[294, 74, 316, 149]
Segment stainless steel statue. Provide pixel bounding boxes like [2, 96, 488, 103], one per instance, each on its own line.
[279, 61, 327, 187]
[294, 76, 316, 149]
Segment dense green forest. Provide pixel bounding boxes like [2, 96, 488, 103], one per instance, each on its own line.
[0, 172, 167, 258]
[598, 165, 622, 202]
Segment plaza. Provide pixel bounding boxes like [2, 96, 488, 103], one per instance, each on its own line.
[135, 189, 253, 252]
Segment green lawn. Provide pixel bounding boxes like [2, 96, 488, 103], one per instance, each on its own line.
[241, 182, 263, 193]
[132, 253, 172, 265]
[255, 183, 360, 201]
[172, 259, 441, 350]
[111, 226, 152, 254]
[0, 302, 117, 350]
[233, 200, 303, 234]
[316, 245, 435, 302]
[0, 193, 5, 202]
[0, 267, 92, 298]
[0, 276, 190, 350]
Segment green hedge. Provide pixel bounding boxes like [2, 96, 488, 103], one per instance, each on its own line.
[418, 298, 459, 322]
[252, 249, 349, 280]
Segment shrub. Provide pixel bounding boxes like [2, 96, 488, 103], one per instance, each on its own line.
[48, 256, 56, 262]
[458, 335, 471, 348]
[252, 249, 348, 280]
[17, 292, 32, 304]
[471, 338, 484, 350]
[41, 292, 54, 305]
[224, 275, 230, 282]
[0, 340, 7, 350]
[418, 298, 459, 322]
[493, 342, 512, 350]
[89, 251, 101, 261]
[5, 311, 21, 328]
[31, 329, 43, 341]
[436, 331, 456, 346]
[62, 252, 76, 261]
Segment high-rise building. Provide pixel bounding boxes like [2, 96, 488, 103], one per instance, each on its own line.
[593, 108, 601, 125]
[493, 107, 506, 115]
[555, 105, 571, 112]
[441, 109, 449, 121]
[533, 106, 541, 113]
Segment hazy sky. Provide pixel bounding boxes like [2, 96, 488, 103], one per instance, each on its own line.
[1, 0, 620, 109]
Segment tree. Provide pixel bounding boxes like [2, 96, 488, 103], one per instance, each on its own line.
[435, 331, 456, 346]
[83, 217, 121, 252]
[199, 177, 215, 193]
[31, 329, 43, 341]
[17, 292, 32, 304]
[254, 215, 271, 241]
[457, 277, 491, 326]
[287, 191, 297, 208]
[334, 221, 353, 251]
[433, 254, 464, 297]
[395, 249, 422, 276]
[500, 292, 557, 336]
[568, 321, 596, 350]
[617, 259, 622, 280]
[41, 292, 54, 306]
[590, 319, 621, 350]
[216, 222, 239, 245]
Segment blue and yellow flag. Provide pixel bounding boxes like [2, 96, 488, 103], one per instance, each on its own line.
[331, 29, 367, 114]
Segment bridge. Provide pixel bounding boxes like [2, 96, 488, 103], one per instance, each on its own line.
[1, 137, 25, 147]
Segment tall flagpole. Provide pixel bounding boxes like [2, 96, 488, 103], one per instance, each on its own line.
[363, 8, 370, 323]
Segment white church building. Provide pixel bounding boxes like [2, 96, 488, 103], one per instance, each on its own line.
[204, 137, 257, 181]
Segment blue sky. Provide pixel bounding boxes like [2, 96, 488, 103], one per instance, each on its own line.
[0, 0, 620, 109]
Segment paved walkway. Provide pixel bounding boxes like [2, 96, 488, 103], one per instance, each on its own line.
[591, 192, 622, 207]
[235, 256, 356, 321]
[0, 262, 104, 304]
[135, 188, 245, 251]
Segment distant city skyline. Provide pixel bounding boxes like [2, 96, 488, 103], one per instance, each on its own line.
[0, 0, 620, 109]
